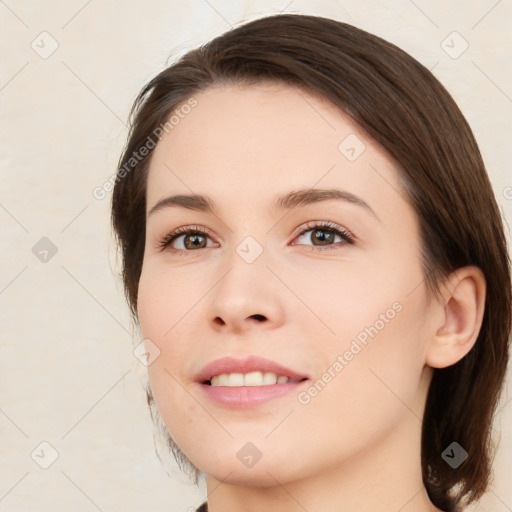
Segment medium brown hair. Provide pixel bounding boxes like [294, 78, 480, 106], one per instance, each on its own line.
[111, 13, 511, 511]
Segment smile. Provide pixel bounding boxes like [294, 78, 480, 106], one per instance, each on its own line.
[209, 371, 304, 387]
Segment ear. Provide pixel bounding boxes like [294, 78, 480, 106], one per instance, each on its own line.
[425, 266, 486, 369]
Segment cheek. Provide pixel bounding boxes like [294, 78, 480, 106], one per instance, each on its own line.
[288, 293, 429, 472]
[292, 250, 429, 414]
[136, 260, 220, 399]
[137, 261, 206, 342]
[332, 299, 427, 396]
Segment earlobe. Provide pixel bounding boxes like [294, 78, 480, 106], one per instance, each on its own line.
[425, 266, 486, 369]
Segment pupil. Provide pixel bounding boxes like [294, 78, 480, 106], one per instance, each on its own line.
[185, 234, 206, 249]
[313, 229, 333, 245]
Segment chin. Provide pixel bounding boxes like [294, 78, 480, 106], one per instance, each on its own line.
[201, 460, 298, 488]
[181, 439, 304, 487]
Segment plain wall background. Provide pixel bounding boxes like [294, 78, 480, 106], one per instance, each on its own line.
[1, 1, 511, 511]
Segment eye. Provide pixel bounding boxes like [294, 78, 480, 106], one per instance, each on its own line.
[157, 226, 218, 252]
[157, 221, 355, 253]
[291, 221, 355, 250]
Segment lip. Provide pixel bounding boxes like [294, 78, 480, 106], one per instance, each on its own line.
[195, 355, 309, 383]
[195, 356, 310, 408]
[199, 381, 308, 408]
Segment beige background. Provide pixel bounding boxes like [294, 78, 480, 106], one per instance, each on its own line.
[1, 1, 511, 511]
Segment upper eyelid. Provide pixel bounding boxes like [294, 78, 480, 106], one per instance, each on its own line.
[292, 220, 352, 237]
[165, 221, 348, 239]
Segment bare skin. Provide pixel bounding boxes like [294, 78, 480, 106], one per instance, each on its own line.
[137, 82, 486, 512]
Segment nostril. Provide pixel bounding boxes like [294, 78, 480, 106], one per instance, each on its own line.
[250, 314, 266, 322]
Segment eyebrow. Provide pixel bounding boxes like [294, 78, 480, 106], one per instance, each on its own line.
[147, 188, 378, 220]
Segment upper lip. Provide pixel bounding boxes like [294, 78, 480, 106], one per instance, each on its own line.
[195, 356, 309, 383]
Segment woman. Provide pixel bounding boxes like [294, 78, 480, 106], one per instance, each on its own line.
[111, 14, 511, 512]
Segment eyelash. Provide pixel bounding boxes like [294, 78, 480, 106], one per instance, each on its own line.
[157, 221, 355, 253]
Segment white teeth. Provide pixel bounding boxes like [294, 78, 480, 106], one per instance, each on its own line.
[228, 373, 245, 386]
[262, 372, 278, 385]
[245, 371, 265, 386]
[210, 372, 292, 387]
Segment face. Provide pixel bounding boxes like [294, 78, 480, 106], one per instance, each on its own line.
[137, 82, 436, 486]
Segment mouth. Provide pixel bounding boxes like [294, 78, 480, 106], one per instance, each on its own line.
[196, 356, 309, 408]
[196, 355, 309, 385]
[206, 371, 307, 387]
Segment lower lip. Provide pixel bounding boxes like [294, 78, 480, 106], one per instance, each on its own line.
[199, 381, 308, 408]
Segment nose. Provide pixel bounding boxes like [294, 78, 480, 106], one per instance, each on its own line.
[206, 257, 286, 336]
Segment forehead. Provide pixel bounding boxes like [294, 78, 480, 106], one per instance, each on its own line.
[146, 82, 403, 215]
